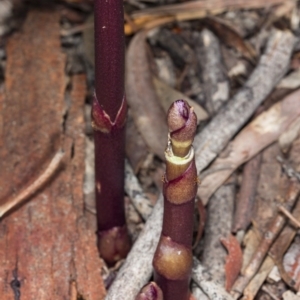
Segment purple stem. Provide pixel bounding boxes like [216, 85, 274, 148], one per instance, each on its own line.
[94, 0, 124, 119]
[93, 0, 130, 265]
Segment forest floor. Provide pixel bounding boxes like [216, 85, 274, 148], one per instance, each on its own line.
[0, 0, 300, 300]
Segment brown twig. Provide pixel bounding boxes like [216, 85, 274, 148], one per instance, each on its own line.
[231, 180, 300, 299]
[0, 150, 64, 218]
[278, 205, 300, 228]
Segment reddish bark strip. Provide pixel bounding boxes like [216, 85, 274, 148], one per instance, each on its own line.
[0, 11, 105, 299]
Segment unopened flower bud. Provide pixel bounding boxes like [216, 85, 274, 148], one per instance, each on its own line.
[167, 100, 197, 157]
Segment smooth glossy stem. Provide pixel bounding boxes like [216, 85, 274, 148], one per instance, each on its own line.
[93, 0, 130, 265]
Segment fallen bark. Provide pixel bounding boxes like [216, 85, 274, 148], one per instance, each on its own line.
[231, 180, 300, 299]
[0, 10, 106, 298]
[198, 89, 300, 204]
[0, 150, 64, 218]
[194, 29, 295, 174]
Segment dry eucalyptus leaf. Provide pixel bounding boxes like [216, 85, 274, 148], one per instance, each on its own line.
[198, 89, 300, 204]
[278, 116, 300, 153]
[277, 70, 300, 90]
[125, 0, 291, 34]
[220, 234, 243, 292]
[204, 16, 256, 61]
[126, 30, 168, 160]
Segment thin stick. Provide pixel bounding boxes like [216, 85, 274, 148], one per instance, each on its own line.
[278, 205, 300, 228]
[231, 180, 300, 299]
[0, 150, 64, 218]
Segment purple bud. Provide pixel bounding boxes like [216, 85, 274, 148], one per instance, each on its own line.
[176, 100, 189, 120]
[167, 100, 197, 152]
[167, 100, 191, 133]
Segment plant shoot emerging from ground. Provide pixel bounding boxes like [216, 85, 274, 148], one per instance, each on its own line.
[153, 100, 198, 300]
[92, 0, 130, 265]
